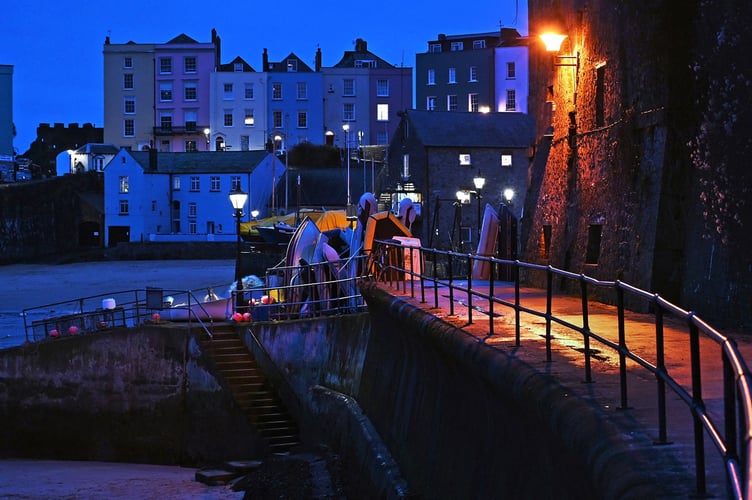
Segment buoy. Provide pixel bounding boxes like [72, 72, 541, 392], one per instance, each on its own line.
[152, 312, 161, 322]
[260, 295, 275, 304]
[68, 325, 79, 335]
[232, 312, 243, 322]
[242, 312, 251, 322]
[50, 329, 59, 338]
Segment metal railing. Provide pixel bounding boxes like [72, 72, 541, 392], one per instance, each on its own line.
[369, 239, 752, 499]
[232, 255, 371, 321]
[22, 287, 219, 342]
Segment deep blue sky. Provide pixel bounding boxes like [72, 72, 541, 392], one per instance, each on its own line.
[1, 0, 527, 154]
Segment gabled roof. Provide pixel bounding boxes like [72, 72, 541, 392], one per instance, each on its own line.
[129, 151, 270, 174]
[333, 39, 394, 69]
[74, 143, 120, 155]
[165, 34, 199, 44]
[218, 56, 255, 72]
[404, 110, 535, 148]
[267, 53, 313, 72]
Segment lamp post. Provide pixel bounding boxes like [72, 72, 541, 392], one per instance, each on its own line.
[358, 130, 365, 194]
[343, 124, 351, 208]
[229, 186, 248, 310]
[203, 128, 210, 151]
[473, 170, 486, 240]
[271, 134, 282, 215]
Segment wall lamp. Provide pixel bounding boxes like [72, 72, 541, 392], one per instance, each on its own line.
[540, 33, 579, 67]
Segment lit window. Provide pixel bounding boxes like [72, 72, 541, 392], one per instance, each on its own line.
[244, 110, 254, 126]
[468, 93, 479, 112]
[173, 177, 181, 190]
[377, 104, 389, 121]
[501, 154, 513, 167]
[448, 67, 456, 84]
[459, 154, 471, 165]
[119, 176, 129, 193]
[402, 154, 410, 179]
[427, 69, 435, 85]
[469, 66, 478, 82]
[287, 59, 298, 72]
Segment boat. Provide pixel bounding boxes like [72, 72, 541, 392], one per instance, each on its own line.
[161, 294, 232, 321]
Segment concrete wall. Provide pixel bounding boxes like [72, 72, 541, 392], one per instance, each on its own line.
[0, 325, 265, 465]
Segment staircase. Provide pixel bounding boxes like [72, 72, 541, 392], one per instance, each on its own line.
[202, 325, 300, 454]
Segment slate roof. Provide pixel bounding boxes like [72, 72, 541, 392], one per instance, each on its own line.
[129, 151, 269, 174]
[404, 110, 535, 148]
[165, 34, 199, 44]
[218, 56, 255, 72]
[74, 143, 120, 155]
[267, 53, 313, 72]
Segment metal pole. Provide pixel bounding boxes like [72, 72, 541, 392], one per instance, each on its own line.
[346, 130, 351, 207]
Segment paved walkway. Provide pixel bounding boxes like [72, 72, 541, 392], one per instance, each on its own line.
[377, 278, 752, 498]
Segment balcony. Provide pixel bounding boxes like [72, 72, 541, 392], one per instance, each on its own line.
[152, 125, 210, 136]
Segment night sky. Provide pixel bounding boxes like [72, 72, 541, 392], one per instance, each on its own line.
[1, 0, 528, 154]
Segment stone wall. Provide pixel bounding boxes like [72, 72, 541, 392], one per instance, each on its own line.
[0, 325, 265, 465]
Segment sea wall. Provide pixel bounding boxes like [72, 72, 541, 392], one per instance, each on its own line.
[0, 325, 265, 465]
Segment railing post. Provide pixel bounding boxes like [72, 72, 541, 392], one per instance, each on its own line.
[448, 253, 455, 316]
[616, 284, 630, 410]
[409, 245, 416, 299]
[654, 303, 669, 445]
[723, 347, 738, 465]
[688, 314, 708, 498]
[546, 267, 553, 362]
[467, 254, 473, 325]
[488, 259, 495, 336]
[514, 261, 521, 346]
[580, 278, 593, 383]
[433, 251, 439, 309]
[419, 247, 426, 304]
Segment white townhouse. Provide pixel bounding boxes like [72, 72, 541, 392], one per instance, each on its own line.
[103, 150, 283, 246]
[56, 143, 120, 176]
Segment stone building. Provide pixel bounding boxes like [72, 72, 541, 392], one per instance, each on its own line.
[524, 0, 752, 326]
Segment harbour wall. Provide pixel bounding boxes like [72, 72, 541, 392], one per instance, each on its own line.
[0, 286, 664, 498]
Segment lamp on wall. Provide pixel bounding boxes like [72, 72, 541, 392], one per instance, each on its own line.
[540, 32, 579, 67]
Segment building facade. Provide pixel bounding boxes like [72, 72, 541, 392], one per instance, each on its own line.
[0, 65, 13, 156]
[416, 30, 528, 114]
[102, 150, 279, 246]
[386, 110, 535, 250]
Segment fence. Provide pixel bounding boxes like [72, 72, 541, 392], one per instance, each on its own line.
[369, 239, 752, 499]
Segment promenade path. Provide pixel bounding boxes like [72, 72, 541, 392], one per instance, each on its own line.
[376, 277, 752, 498]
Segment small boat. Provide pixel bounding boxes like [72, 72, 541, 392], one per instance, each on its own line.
[162, 296, 232, 321]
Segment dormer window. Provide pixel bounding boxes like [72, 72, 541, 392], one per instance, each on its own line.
[234, 62, 243, 72]
[287, 59, 298, 72]
[473, 40, 486, 49]
[450, 41, 464, 51]
[354, 59, 376, 68]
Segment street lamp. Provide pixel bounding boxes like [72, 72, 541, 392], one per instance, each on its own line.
[473, 171, 486, 239]
[203, 128, 211, 151]
[229, 186, 248, 310]
[343, 124, 351, 208]
[358, 130, 365, 194]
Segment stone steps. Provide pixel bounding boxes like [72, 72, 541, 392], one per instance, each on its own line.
[202, 326, 300, 454]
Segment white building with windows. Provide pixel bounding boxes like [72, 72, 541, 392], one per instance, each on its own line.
[103, 150, 281, 246]
[56, 143, 120, 176]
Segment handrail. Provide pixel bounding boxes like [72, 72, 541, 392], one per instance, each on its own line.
[369, 239, 752, 499]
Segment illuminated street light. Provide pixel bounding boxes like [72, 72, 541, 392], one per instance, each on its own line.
[343, 124, 351, 208]
[203, 128, 211, 151]
[473, 171, 486, 239]
[229, 186, 248, 310]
